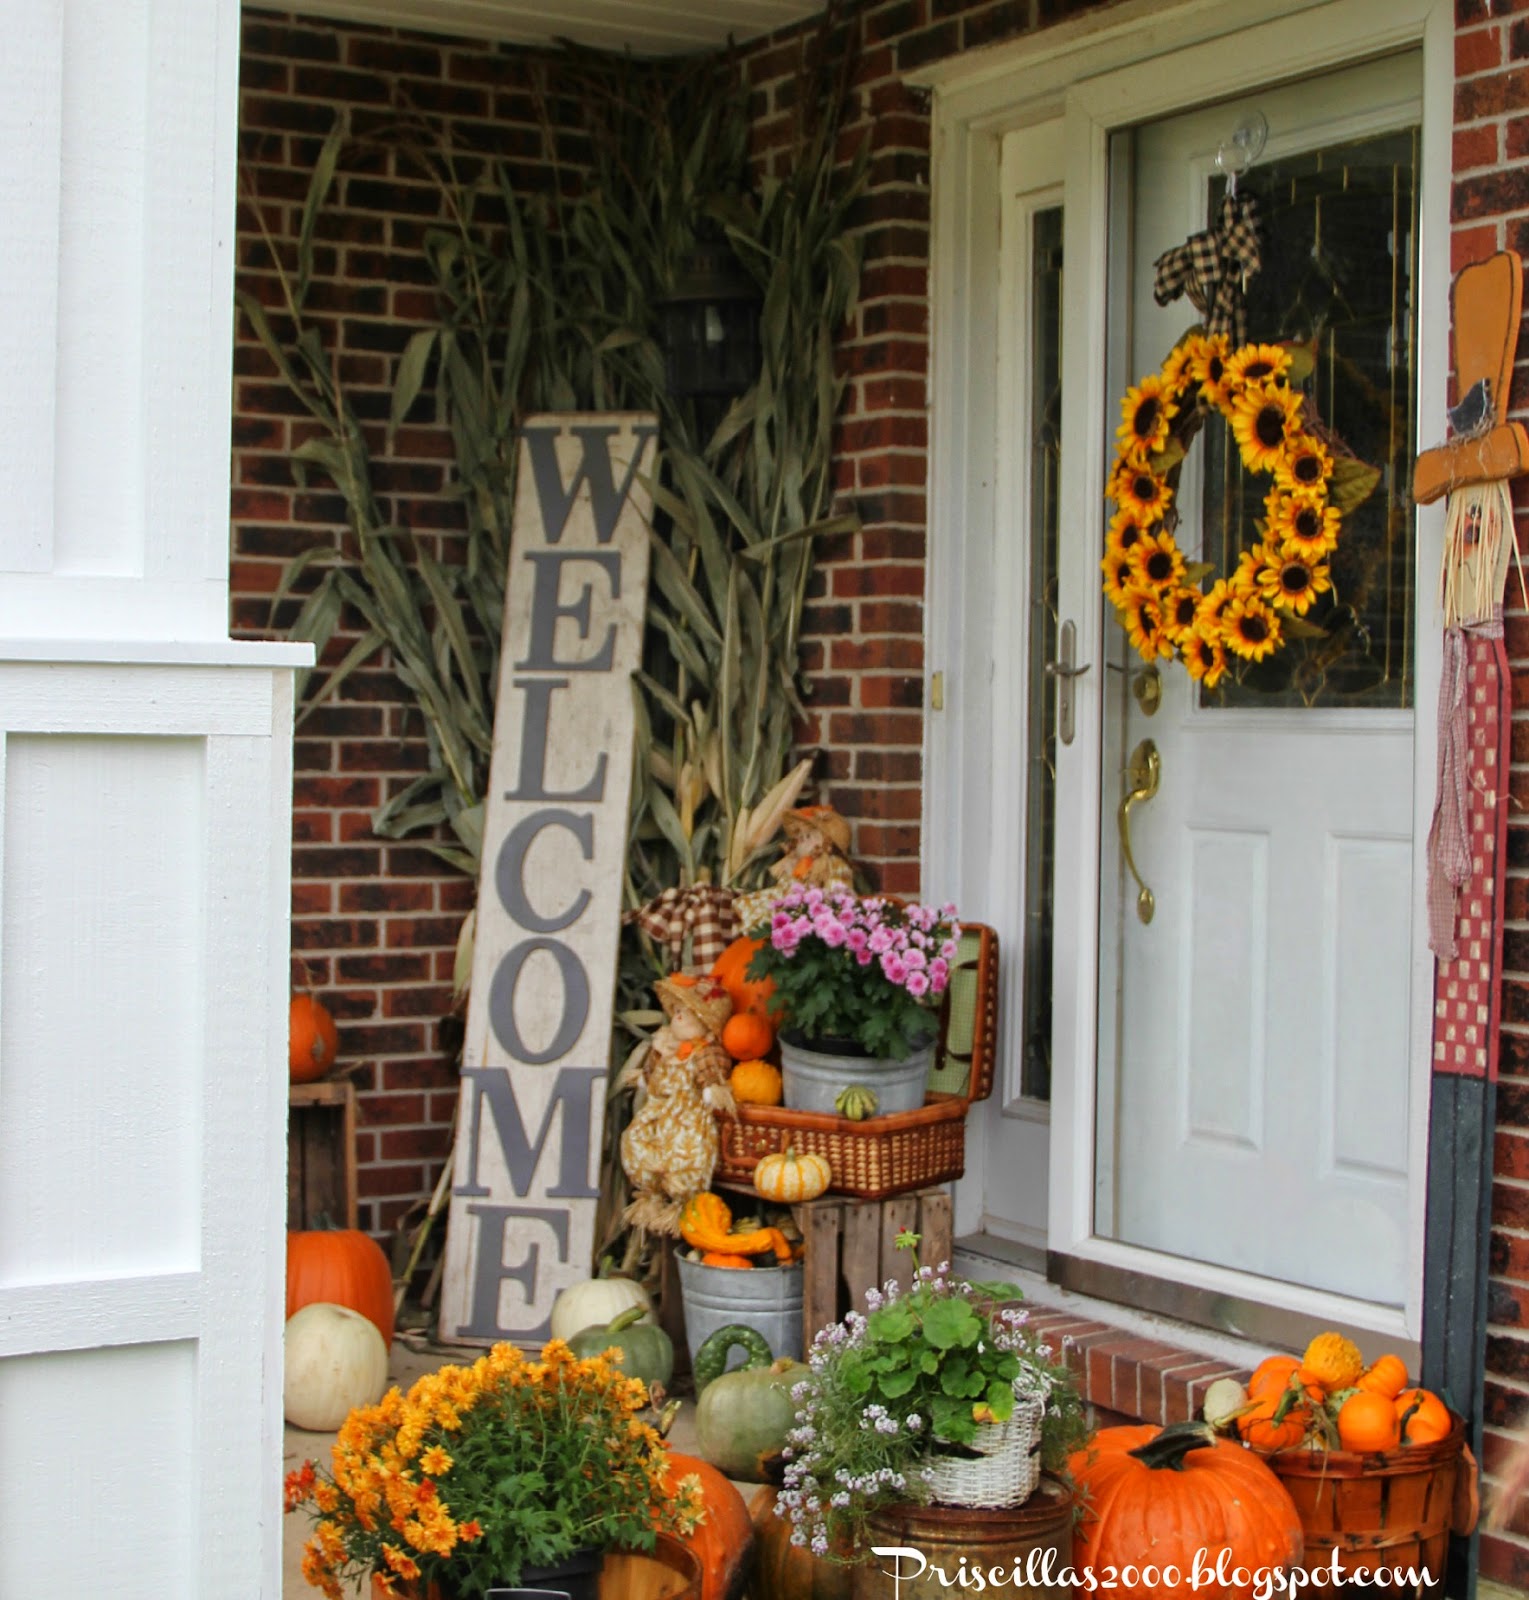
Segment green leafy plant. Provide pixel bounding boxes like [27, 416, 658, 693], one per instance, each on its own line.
[776, 1232, 1087, 1558]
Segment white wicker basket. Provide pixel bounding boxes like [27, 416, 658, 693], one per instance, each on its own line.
[924, 1391, 1045, 1509]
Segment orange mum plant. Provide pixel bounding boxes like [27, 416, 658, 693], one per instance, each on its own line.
[284, 1339, 703, 1599]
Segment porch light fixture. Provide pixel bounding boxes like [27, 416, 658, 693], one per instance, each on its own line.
[656, 242, 761, 400]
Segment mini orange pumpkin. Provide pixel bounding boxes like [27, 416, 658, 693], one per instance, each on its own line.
[722, 1012, 776, 1062]
[289, 993, 339, 1083]
[1337, 1390, 1401, 1453]
[1247, 1354, 1300, 1401]
[730, 1059, 784, 1106]
[1357, 1353, 1409, 1400]
[1237, 1393, 1309, 1453]
[1395, 1387, 1452, 1445]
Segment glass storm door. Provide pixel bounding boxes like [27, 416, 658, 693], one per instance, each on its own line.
[1094, 55, 1423, 1305]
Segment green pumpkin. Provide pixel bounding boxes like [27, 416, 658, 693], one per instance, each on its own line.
[694, 1327, 808, 1482]
[567, 1305, 674, 1390]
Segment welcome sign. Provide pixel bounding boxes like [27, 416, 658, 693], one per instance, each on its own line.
[440, 414, 657, 1345]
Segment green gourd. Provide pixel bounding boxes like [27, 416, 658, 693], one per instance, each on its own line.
[695, 1335, 809, 1483]
[691, 1323, 774, 1393]
[567, 1305, 674, 1390]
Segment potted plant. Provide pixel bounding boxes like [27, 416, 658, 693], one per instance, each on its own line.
[775, 1232, 1087, 1562]
[746, 887, 960, 1115]
[284, 1339, 704, 1600]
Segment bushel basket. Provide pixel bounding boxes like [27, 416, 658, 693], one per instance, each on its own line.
[714, 924, 999, 1200]
[1265, 1416, 1477, 1596]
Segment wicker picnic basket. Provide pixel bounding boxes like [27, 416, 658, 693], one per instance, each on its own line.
[1266, 1417, 1477, 1596]
[714, 923, 999, 1200]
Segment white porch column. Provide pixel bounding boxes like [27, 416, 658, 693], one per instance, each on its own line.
[0, 3, 307, 1595]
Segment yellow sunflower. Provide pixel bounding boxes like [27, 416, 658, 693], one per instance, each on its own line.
[1221, 594, 1284, 662]
[1184, 333, 1232, 407]
[1105, 508, 1154, 559]
[1257, 549, 1332, 615]
[1230, 383, 1305, 475]
[1225, 342, 1292, 391]
[1267, 489, 1341, 560]
[1196, 577, 1237, 630]
[1231, 543, 1275, 597]
[1108, 457, 1172, 522]
[1183, 625, 1230, 689]
[1160, 340, 1199, 398]
[1274, 435, 1332, 495]
[1128, 530, 1187, 592]
[1117, 374, 1179, 459]
[1120, 585, 1175, 661]
[1162, 585, 1205, 646]
[1101, 548, 1137, 609]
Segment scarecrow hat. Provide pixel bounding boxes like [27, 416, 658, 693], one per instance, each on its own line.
[655, 972, 732, 1035]
[782, 804, 852, 855]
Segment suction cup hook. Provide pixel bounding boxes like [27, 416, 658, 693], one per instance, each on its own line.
[1216, 111, 1268, 198]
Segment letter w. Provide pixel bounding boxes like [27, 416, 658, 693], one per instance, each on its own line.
[456, 1065, 602, 1199]
[522, 422, 658, 545]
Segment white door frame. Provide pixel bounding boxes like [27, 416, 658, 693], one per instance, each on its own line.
[919, 0, 1452, 1344]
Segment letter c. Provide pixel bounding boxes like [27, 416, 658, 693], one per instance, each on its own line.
[496, 810, 594, 932]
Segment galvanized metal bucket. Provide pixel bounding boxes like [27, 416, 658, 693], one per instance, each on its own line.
[676, 1256, 803, 1372]
[779, 1037, 934, 1117]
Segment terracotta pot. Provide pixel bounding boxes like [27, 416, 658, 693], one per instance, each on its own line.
[370, 1536, 702, 1600]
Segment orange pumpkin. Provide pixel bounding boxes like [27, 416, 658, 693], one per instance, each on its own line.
[1246, 1354, 1300, 1401]
[711, 936, 775, 1019]
[1395, 1387, 1453, 1445]
[722, 1013, 776, 1063]
[661, 1451, 753, 1600]
[286, 1228, 394, 1348]
[1337, 1391, 1401, 1454]
[289, 993, 339, 1083]
[748, 1486, 853, 1600]
[1069, 1422, 1303, 1599]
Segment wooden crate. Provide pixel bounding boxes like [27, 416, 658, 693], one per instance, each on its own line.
[287, 1079, 359, 1231]
[794, 1187, 953, 1348]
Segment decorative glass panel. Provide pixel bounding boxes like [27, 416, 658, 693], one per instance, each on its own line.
[1200, 128, 1420, 708]
[1021, 204, 1063, 1102]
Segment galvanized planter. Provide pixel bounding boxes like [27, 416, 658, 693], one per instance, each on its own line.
[676, 1255, 803, 1372]
[779, 1036, 934, 1117]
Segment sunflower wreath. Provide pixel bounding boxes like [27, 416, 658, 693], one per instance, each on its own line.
[1102, 333, 1379, 687]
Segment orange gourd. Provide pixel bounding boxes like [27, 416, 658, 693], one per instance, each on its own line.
[679, 1193, 794, 1261]
[1302, 1330, 1364, 1392]
[286, 1228, 394, 1347]
[1237, 1394, 1310, 1454]
[662, 1452, 753, 1600]
[1337, 1390, 1402, 1453]
[1358, 1353, 1409, 1400]
[730, 1059, 783, 1106]
[711, 937, 775, 1019]
[1069, 1422, 1303, 1599]
[289, 993, 339, 1083]
[722, 1013, 776, 1062]
[1395, 1387, 1453, 1445]
[701, 1252, 754, 1269]
[1247, 1354, 1300, 1401]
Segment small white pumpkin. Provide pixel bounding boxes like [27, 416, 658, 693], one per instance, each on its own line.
[284, 1301, 389, 1431]
[753, 1147, 832, 1204]
[1202, 1376, 1251, 1433]
[549, 1276, 654, 1343]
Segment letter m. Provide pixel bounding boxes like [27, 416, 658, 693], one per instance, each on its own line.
[521, 421, 658, 545]
[456, 1066, 602, 1199]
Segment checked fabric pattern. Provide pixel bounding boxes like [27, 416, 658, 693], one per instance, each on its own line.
[1153, 192, 1262, 347]
[626, 884, 741, 972]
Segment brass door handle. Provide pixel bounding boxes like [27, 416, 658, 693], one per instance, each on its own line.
[1118, 738, 1160, 924]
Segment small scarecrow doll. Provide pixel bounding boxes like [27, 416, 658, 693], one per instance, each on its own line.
[619, 974, 736, 1235]
[734, 804, 857, 932]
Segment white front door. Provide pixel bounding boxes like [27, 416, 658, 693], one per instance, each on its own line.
[1093, 55, 1423, 1305]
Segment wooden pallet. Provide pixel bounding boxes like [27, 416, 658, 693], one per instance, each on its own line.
[794, 1187, 953, 1348]
[288, 1078, 359, 1230]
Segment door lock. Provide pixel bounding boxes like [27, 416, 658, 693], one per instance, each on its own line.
[1045, 620, 1091, 745]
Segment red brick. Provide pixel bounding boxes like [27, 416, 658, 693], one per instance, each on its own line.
[1458, 22, 1505, 75]
[1456, 123, 1500, 169]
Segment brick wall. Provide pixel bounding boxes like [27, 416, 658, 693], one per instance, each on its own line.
[1455, 4, 1529, 1584]
[234, 11, 595, 1234]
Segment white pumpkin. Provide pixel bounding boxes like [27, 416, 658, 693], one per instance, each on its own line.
[549, 1276, 653, 1342]
[284, 1301, 389, 1431]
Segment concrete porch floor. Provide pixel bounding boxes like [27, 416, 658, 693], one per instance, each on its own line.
[282, 1334, 714, 1599]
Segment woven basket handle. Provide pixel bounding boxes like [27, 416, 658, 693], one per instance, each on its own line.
[935, 924, 1000, 1106]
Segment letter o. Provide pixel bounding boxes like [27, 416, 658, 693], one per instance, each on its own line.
[489, 938, 590, 1064]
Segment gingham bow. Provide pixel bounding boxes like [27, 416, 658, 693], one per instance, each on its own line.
[1152, 193, 1262, 346]
[627, 885, 741, 972]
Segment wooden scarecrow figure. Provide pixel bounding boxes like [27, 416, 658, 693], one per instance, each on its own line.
[1414, 251, 1529, 960]
[734, 804, 857, 932]
[619, 973, 735, 1235]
